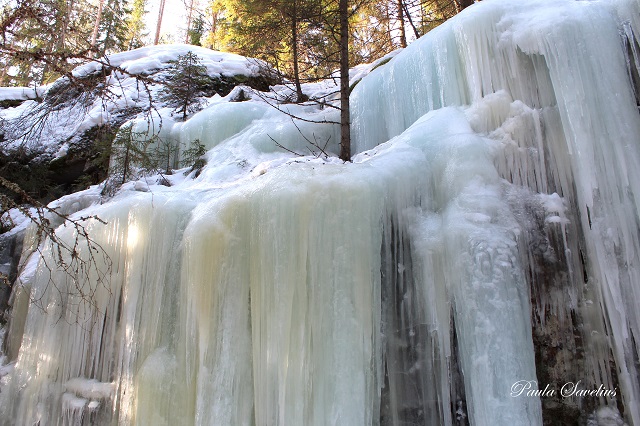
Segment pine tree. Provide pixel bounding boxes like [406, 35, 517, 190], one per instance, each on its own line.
[0, 0, 95, 84]
[125, 0, 148, 49]
[109, 123, 156, 186]
[154, 138, 179, 175]
[184, 0, 200, 44]
[202, 0, 227, 50]
[188, 16, 206, 46]
[218, 0, 319, 101]
[418, 0, 458, 34]
[97, 0, 131, 55]
[158, 51, 212, 121]
[104, 125, 181, 191]
[181, 139, 207, 172]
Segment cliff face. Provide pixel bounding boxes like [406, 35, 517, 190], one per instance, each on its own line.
[2, 1, 640, 425]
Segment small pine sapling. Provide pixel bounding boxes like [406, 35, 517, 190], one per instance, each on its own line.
[158, 51, 212, 121]
[181, 139, 207, 175]
[107, 123, 158, 189]
[154, 138, 179, 175]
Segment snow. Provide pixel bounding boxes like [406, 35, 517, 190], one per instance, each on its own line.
[589, 407, 627, 426]
[0, 208, 31, 237]
[73, 44, 263, 78]
[0, 44, 269, 157]
[0, 87, 45, 101]
[349, 48, 403, 82]
[3, 0, 640, 424]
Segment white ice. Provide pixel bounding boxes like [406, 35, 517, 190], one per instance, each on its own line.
[3, 0, 640, 424]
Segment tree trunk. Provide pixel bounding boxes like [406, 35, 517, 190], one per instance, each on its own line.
[122, 143, 130, 185]
[166, 143, 172, 174]
[185, 0, 194, 44]
[210, 11, 218, 49]
[0, 40, 15, 85]
[402, 1, 421, 39]
[101, 1, 115, 57]
[182, 74, 190, 120]
[57, 0, 73, 51]
[290, 1, 303, 102]
[397, 0, 407, 48]
[0, 64, 7, 86]
[154, 0, 167, 45]
[91, 0, 105, 53]
[339, 0, 351, 162]
[384, 2, 394, 49]
[209, 13, 218, 49]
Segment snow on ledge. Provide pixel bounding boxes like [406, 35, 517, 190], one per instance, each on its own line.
[0, 87, 45, 101]
[72, 44, 266, 79]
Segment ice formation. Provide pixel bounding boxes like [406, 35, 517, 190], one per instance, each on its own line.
[2, 0, 640, 424]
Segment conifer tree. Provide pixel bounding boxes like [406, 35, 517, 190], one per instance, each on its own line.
[158, 51, 212, 121]
[0, 0, 95, 84]
[104, 125, 180, 190]
[202, 0, 227, 50]
[98, 0, 131, 55]
[184, 0, 200, 44]
[154, 138, 179, 175]
[188, 16, 206, 46]
[125, 0, 148, 49]
[109, 123, 156, 186]
[181, 139, 207, 172]
[219, 0, 319, 101]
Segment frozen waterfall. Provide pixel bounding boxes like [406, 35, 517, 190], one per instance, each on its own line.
[3, 0, 640, 424]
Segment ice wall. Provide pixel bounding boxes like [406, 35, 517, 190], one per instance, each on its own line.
[351, 0, 640, 422]
[3, 0, 640, 424]
[0, 108, 541, 425]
